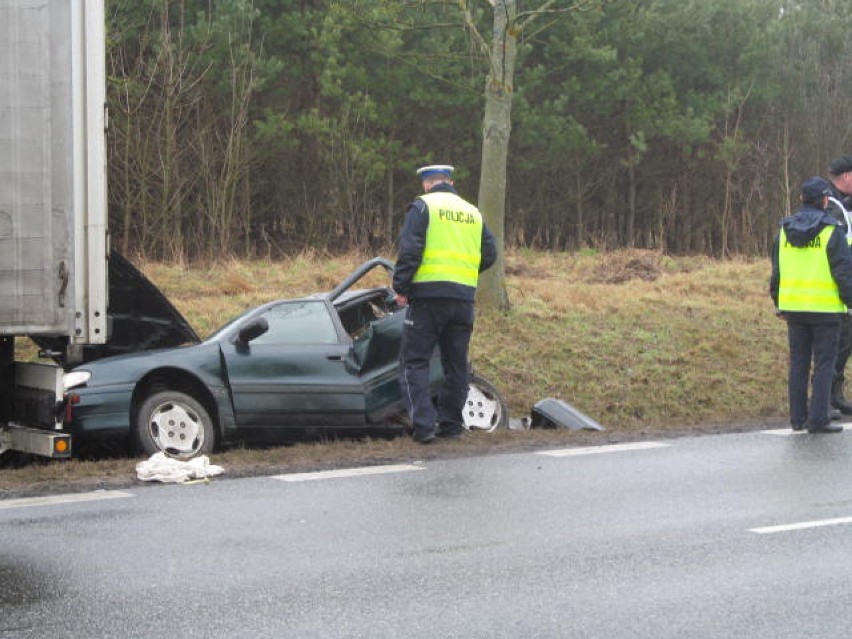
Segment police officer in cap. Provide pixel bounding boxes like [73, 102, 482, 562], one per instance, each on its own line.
[825, 155, 852, 414]
[393, 164, 497, 443]
[770, 176, 852, 433]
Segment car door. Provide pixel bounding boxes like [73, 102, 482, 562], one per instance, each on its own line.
[350, 309, 409, 422]
[351, 307, 445, 425]
[221, 300, 365, 429]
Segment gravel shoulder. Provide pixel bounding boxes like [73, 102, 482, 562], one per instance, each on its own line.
[0, 419, 787, 500]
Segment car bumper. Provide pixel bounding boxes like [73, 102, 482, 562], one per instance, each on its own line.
[65, 384, 135, 436]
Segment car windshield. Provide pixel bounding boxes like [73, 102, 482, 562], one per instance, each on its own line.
[253, 301, 339, 344]
[204, 299, 339, 345]
[204, 307, 259, 342]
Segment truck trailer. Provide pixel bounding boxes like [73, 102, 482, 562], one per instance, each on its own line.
[0, 0, 108, 458]
[0, 0, 199, 459]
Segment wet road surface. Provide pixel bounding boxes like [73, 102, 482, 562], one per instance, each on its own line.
[2, 428, 852, 638]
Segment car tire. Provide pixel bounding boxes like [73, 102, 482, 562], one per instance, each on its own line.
[134, 390, 215, 459]
[463, 374, 508, 433]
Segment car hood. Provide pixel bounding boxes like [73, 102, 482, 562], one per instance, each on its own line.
[76, 340, 221, 387]
[32, 251, 200, 366]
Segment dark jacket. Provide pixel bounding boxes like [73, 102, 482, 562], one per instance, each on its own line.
[393, 182, 497, 302]
[826, 182, 852, 235]
[769, 205, 852, 322]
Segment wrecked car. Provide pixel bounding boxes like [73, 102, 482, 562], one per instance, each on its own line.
[60, 257, 508, 458]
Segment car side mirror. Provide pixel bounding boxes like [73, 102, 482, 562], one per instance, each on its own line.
[236, 317, 269, 344]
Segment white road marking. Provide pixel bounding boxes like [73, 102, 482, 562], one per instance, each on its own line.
[0, 490, 135, 510]
[750, 516, 852, 534]
[536, 441, 671, 457]
[761, 424, 852, 436]
[272, 463, 424, 482]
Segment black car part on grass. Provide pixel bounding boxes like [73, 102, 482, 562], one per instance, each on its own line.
[530, 398, 605, 431]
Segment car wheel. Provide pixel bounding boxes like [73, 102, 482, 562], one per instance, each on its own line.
[134, 391, 215, 459]
[463, 374, 508, 432]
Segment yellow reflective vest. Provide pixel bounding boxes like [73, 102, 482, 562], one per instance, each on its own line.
[778, 226, 846, 313]
[412, 192, 483, 287]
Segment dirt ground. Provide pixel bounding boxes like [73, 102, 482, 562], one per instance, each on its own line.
[0, 418, 787, 499]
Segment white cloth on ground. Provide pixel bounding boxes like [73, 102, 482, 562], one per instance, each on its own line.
[135, 452, 224, 483]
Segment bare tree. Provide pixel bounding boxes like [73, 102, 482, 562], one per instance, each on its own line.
[456, 0, 608, 309]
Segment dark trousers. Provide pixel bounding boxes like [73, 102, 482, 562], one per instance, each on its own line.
[399, 298, 474, 434]
[834, 314, 852, 384]
[787, 319, 840, 428]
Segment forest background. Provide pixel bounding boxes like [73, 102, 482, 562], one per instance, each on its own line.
[106, 0, 852, 263]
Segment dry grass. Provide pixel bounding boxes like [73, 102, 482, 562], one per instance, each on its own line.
[3, 249, 789, 495]
[137, 252, 392, 337]
[473, 249, 784, 428]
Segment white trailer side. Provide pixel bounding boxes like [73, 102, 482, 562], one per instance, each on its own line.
[0, 0, 107, 457]
[0, 0, 107, 342]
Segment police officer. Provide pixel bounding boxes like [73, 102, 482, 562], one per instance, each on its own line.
[393, 164, 497, 443]
[770, 176, 852, 433]
[825, 156, 852, 414]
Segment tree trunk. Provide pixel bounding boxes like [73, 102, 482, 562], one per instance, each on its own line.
[626, 157, 636, 248]
[386, 134, 395, 244]
[476, 0, 516, 311]
[575, 170, 585, 248]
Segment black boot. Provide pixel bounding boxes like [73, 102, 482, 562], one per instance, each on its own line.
[831, 377, 852, 415]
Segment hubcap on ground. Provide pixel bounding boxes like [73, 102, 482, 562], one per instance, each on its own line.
[463, 385, 502, 432]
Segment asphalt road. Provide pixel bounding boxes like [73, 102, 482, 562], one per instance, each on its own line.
[2, 427, 852, 638]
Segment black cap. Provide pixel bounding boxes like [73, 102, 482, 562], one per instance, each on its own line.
[829, 156, 852, 177]
[801, 176, 832, 202]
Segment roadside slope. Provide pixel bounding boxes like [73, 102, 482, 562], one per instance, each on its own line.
[3, 250, 787, 497]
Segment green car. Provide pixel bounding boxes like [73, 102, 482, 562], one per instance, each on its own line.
[61, 257, 507, 458]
